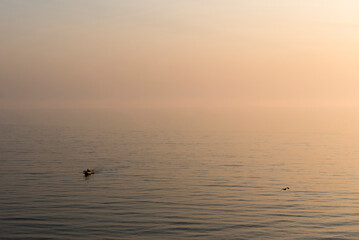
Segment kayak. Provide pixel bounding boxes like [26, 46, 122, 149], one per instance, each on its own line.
[83, 170, 95, 176]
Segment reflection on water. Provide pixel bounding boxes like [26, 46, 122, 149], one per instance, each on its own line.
[1, 124, 359, 239]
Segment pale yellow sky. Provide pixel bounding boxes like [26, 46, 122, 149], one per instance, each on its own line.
[1, 0, 359, 109]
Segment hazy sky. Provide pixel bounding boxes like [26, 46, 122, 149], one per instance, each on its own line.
[1, 0, 359, 109]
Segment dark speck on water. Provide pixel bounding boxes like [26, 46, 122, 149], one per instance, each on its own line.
[1, 124, 359, 239]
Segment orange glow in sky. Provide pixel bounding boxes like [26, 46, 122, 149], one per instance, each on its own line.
[1, 0, 359, 109]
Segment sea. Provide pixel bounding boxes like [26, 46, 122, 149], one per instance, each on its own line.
[2, 123, 359, 239]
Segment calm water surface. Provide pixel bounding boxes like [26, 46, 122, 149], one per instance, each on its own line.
[2, 124, 359, 239]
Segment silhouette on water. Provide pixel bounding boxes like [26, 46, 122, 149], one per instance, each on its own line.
[83, 166, 104, 176]
[83, 169, 95, 176]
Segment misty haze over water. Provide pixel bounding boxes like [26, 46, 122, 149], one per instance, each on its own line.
[3, 0, 359, 239]
[2, 107, 359, 133]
